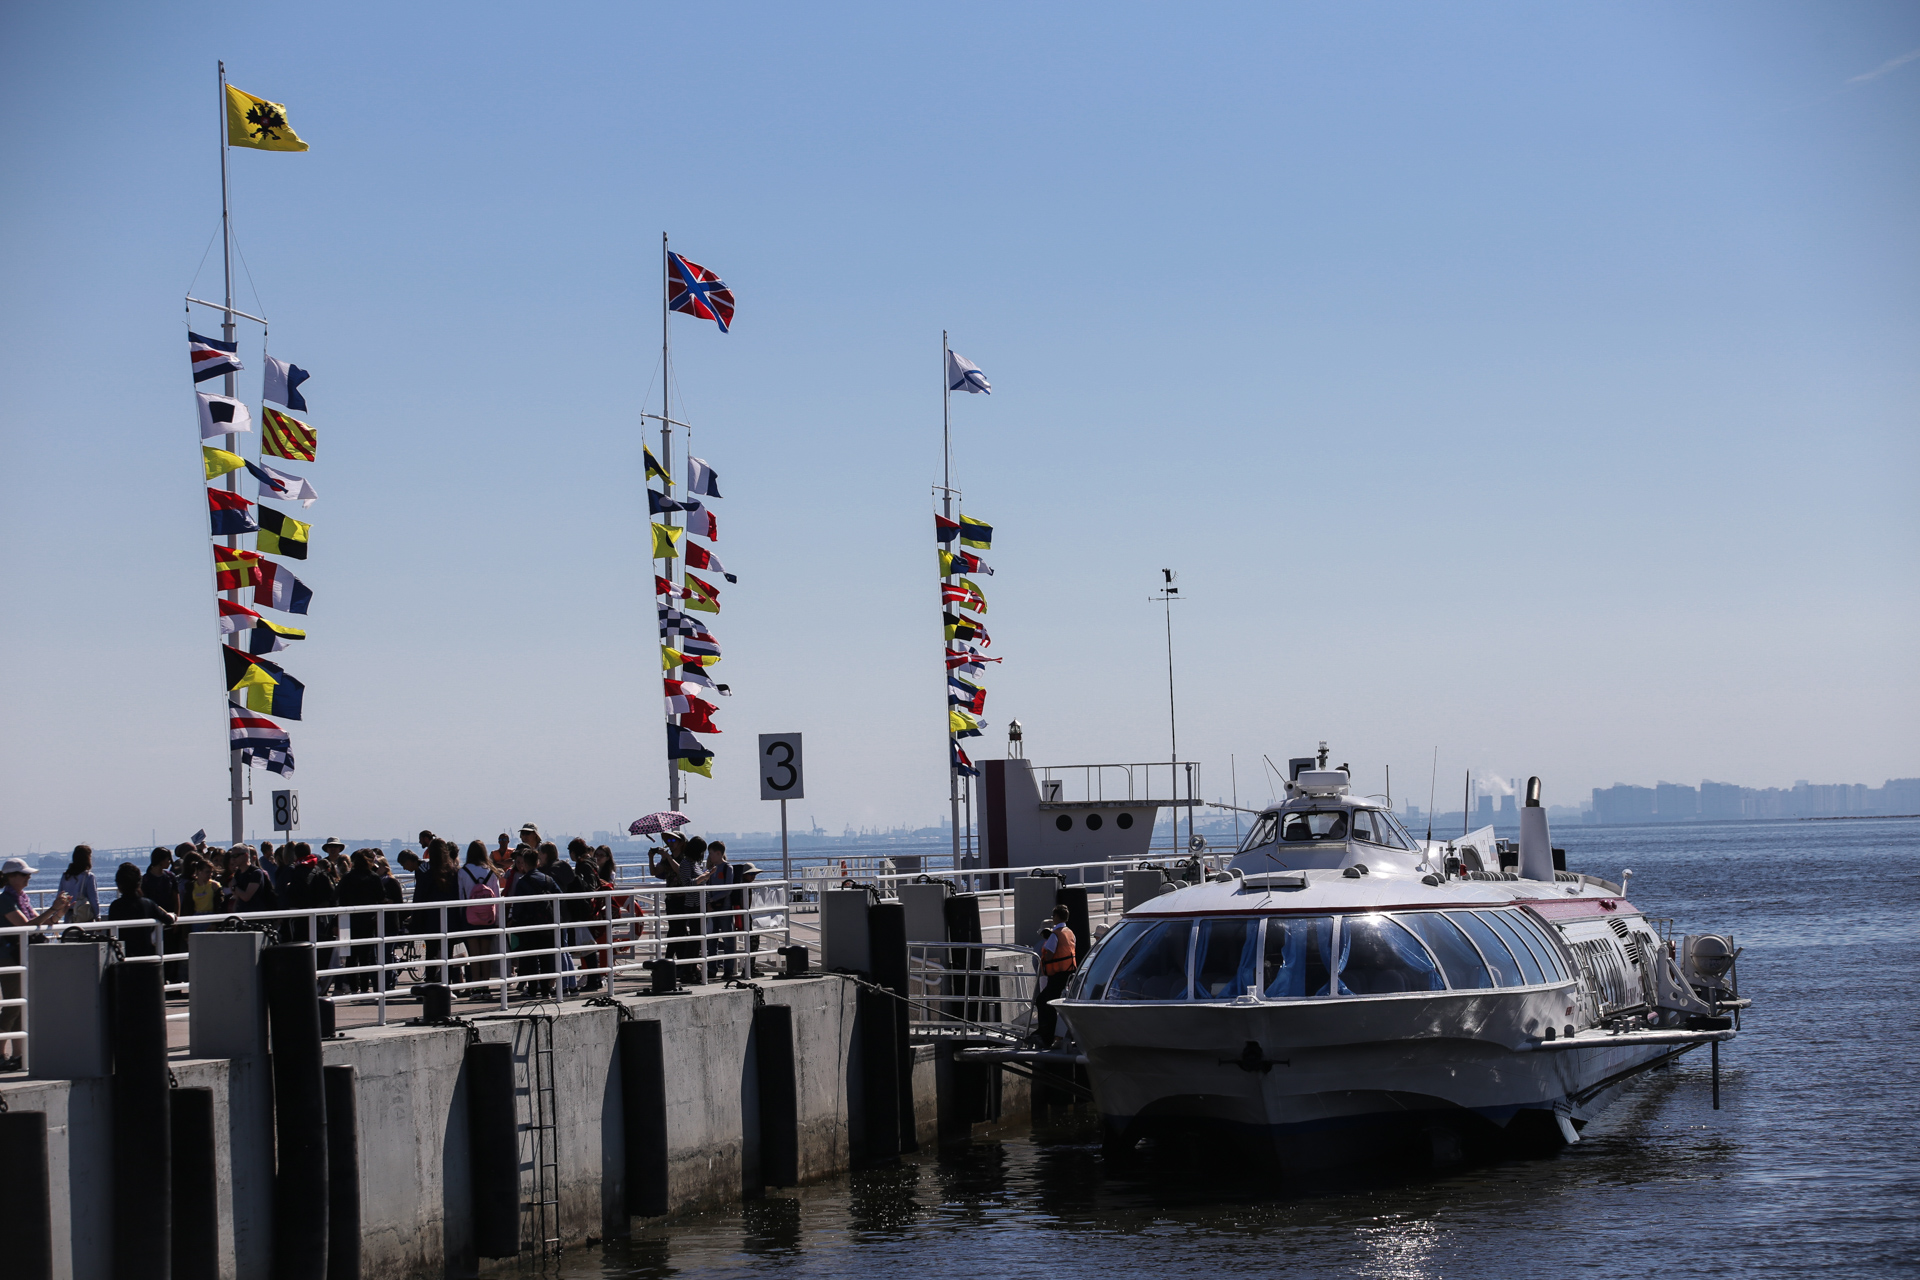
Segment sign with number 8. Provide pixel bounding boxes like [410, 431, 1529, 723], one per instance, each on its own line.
[272, 789, 300, 832]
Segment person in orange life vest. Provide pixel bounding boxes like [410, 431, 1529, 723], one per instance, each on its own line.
[1035, 904, 1078, 1048]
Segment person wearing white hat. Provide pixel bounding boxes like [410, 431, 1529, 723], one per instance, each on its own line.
[2, 858, 71, 1068]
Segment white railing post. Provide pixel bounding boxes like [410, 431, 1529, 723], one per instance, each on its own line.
[375, 906, 387, 1025]
[497, 900, 509, 1010]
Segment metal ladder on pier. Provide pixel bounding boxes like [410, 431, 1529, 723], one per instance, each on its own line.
[521, 1014, 561, 1258]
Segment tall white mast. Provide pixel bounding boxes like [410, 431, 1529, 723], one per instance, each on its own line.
[219, 61, 246, 846]
[663, 232, 679, 815]
[942, 331, 959, 868]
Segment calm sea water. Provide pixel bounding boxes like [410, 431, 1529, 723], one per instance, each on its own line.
[553, 817, 1920, 1280]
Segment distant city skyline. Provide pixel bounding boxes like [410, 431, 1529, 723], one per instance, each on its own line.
[1394, 772, 1919, 827]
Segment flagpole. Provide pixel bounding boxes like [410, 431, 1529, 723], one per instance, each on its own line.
[662, 233, 681, 816]
[219, 60, 246, 848]
[943, 331, 959, 870]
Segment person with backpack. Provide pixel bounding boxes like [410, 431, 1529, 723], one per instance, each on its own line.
[458, 840, 502, 1000]
[57, 845, 100, 924]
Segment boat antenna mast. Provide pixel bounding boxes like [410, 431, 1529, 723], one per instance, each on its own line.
[1425, 745, 1439, 847]
[1153, 569, 1186, 853]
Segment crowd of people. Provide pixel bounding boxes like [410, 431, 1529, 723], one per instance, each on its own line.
[2, 823, 767, 1045]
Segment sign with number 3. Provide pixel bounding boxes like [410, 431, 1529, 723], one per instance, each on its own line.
[757, 734, 804, 801]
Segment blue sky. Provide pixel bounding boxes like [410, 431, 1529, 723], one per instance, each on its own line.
[2, 3, 1915, 851]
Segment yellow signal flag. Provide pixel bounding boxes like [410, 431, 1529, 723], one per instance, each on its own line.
[677, 757, 714, 779]
[682, 575, 720, 614]
[662, 647, 720, 671]
[226, 85, 309, 152]
[652, 522, 682, 560]
[204, 445, 246, 479]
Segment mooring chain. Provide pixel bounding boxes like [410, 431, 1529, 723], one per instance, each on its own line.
[582, 993, 635, 1021]
[724, 977, 767, 1007]
[214, 914, 281, 946]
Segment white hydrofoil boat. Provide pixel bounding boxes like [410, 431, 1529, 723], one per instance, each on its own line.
[1058, 755, 1745, 1167]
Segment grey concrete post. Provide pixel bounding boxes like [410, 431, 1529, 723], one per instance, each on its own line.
[1122, 868, 1172, 913]
[1012, 876, 1062, 949]
[189, 931, 267, 1059]
[188, 930, 273, 1278]
[819, 890, 871, 973]
[896, 883, 948, 943]
[27, 941, 110, 1080]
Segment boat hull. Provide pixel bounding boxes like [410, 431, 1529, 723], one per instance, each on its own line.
[1061, 984, 1683, 1167]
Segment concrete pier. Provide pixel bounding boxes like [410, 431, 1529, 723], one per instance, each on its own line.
[0, 960, 1027, 1279]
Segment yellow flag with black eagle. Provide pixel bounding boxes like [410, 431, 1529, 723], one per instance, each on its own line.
[226, 85, 309, 152]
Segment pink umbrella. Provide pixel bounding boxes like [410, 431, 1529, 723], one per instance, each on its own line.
[628, 811, 691, 837]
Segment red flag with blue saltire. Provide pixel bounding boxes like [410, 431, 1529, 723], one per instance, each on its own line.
[667, 252, 735, 332]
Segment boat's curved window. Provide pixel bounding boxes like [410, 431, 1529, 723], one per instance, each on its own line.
[1507, 911, 1570, 981]
[1351, 811, 1412, 850]
[1399, 912, 1493, 990]
[1104, 919, 1193, 1001]
[1475, 911, 1548, 985]
[1193, 918, 1262, 1000]
[1280, 811, 1348, 843]
[1335, 915, 1445, 995]
[1238, 813, 1279, 854]
[1262, 916, 1334, 998]
[1071, 919, 1149, 1000]
[1447, 911, 1527, 986]
[1380, 810, 1419, 849]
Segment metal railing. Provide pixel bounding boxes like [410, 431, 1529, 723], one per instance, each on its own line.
[866, 853, 1233, 946]
[0, 880, 795, 1062]
[1034, 760, 1203, 806]
[3, 853, 1237, 1060]
[905, 941, 1040, 1043]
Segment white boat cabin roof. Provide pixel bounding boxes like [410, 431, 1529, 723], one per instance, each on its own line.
[1162, 763, 1626, 917]
[1126, 867, 1619, 918]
